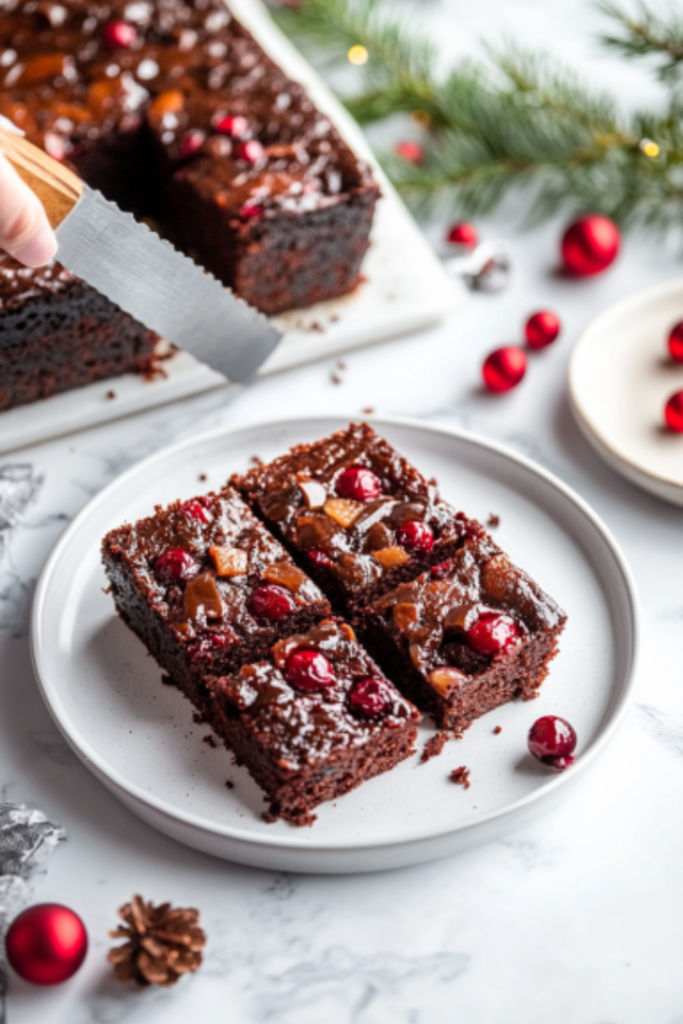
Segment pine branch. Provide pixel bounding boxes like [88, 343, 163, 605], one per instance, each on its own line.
[597, 1, 683, 82]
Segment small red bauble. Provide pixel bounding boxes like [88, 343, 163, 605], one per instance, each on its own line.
[178, 129, 205, 160]
[335, 466, 382, 501]
[397, 520, 434, 554]
[102, 20, 137, 49]
[664, 390, 683, 432]
[561, 215, 620, 276]
[235, 140, 264, 164]
[178, 500, 213, 524]
[667, 322, 683, 363]
[528, 715, 577, 770]
[285, 649, 334, 691]
[154, 548, 198, 584]
[248, 584, 296, 621]
[349, 677, 392, 717]
[525, 310, 561, 350]
[467, 612, 520, 656]
[446, 222, 478, 248]
[213, 114, 249, 138]
[6, 904, 88, 986]
[394, 140, 424, 165]
[482, 346, 527, 393]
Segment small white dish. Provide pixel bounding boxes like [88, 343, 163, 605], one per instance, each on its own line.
[31, 416, 638, 873]
[569, 277, 683, 506]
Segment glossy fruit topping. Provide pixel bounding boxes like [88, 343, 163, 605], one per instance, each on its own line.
[102, 21, 137, 48]
[235, 140, 265, 163]
[307, 549, 334, 569]
[430, 560, 453, 579]
[248, 584, 297, 622]
[213, 114, 249, 138]
[349, 677, 393, 717]
[189, 633, 235, 663]
[285, 649, 334, 692]
[177, 500, 214, 524]
[528, 715, 577, 770]
[397, 520, 435, 554]
[178, 129, 205, 160]
[154, 548, 198, 584]
[335, 466, 382, 502]
[467, 612, 520, 656]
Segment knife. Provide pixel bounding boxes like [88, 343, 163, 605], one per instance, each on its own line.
[0, 127, 282, 383]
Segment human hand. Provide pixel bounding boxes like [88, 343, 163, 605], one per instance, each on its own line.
[0, 152, 57, 267]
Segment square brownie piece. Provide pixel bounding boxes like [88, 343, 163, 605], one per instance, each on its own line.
[102, 487, 331, 716]
[232, 423, 482, 619]
[208, 619, 420, 826]
[362, 534, 567, 733]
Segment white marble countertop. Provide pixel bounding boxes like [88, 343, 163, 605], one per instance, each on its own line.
[3, 2, 683, 1021]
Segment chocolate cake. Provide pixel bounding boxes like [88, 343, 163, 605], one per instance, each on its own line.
[208, 618, 420, 825]
[232, 423, 483, 618]
[0, 0, 380, 410]
[0, 252, 157, 411]
[101, 485, 331, 715]
[362, 533, 567, 733]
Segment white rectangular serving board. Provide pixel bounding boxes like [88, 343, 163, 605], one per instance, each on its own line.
[0, 0, 465, 455]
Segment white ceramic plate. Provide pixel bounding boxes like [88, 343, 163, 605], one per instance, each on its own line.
[569, 277, 683, 506]
[0, 0, 463, 455]
[31, 417, 638, 873]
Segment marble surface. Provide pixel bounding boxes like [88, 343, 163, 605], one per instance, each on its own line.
[2, 1, 683, 1020]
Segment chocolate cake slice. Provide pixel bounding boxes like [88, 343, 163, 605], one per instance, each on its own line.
[362, 533, 567, 733]
[101, 486, 331, 716]
[208, 618, 420, 825]
[0, 254, 157, 412]
[232, 423, 483, 618]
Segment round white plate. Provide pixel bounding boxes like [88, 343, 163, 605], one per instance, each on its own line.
[31, 416, 638, 873]
[569, 277, 683, 506]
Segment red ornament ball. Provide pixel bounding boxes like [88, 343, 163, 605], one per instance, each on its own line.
[664, 390, 683, 433]
[667, 322, 683, 363]
[561, 215, 620, 276]
[6, 904, 88, 986]
[482, 346, 527, 393]
[446, 222, 478, 248]
[528, 715, 577, 771]
[394, 140, 424, 165]
[525, 310, 561, 350]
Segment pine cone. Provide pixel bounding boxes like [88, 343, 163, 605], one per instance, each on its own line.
[108, 895, 206, 987]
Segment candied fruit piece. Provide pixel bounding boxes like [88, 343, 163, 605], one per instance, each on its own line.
[261, 561, 307, 593]
[184, 572, 224, 621]
[428, 666, 467, 696]
[210, 546, 248, 577]
[372, 546, 409, 569]
[393, 602, 419, 632]
[324, 498, 364, 528]
[298, 479, 327, 510]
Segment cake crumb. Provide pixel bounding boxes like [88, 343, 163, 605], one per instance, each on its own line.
[493, 725, 502, 735]
[309, 321, 324, 333]
[250, 455, 264, 466]
[199, 473, 208, 482]
[225, 780, 234, 790]
[362, 406, 376, 415]
[450, 766, 471, 789]
[487, 513, 500, 527]
[421, 731, 449, 763]
[331, 372, 343, 385]
[337, 359, 346, 370]
[105, 390, 116, 400]
[203, 734, 217, 748]
[192, 712, 204, 725]
[329, 313, 340, 323]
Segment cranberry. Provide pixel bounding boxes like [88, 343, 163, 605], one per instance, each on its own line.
[335, 466, 382, 502]
[236, 140, 264, 163]
[248, 584, 296, 622]
[102, 20, 137, 48]
[430, 560, 453, 579]
[447, 222, 478, 248]
[668, 322, 683, 363]
[285, 649, 334, 692]
[349, 677, 392, 717]
[528, 715, 577, 770]
[178, 500, 213, 524]
[307, 549, 334, 568]
[178, 129, 205, 160]
[664, 390, 683, 433]
[189, 633, 234, 662]
[213, 114, 249, 138]
[398, 520, 434, 555]
[155, 548, 198, 584]
[239, 203, 263, 220]
[467, 612, 520, 656]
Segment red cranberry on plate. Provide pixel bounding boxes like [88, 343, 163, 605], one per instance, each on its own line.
[528, 715, 577, 770]
[213, 114, 249, 138]
[178, 500, 213, 524]
[285, 649, 334, 692]
[335, 466, 382, 502]
[248, 584, 297, 622]
[178, 129, 205, 160]
[235, 140, 265, 164]
[398, 520, 434, 554]
[307, 549, 334, 568]
[102, 20, 137, 49]
[467, 612, 520, 656]
[349, 677, 392, 717]
[155, 548, 198, 584]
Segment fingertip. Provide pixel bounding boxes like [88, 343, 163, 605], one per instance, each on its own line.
[10, 224, 58, 268]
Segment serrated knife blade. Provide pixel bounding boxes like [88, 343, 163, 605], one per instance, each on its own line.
[0, 126, 282, 383]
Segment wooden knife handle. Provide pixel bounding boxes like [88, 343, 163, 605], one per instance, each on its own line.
[0, 127, 83, 230]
